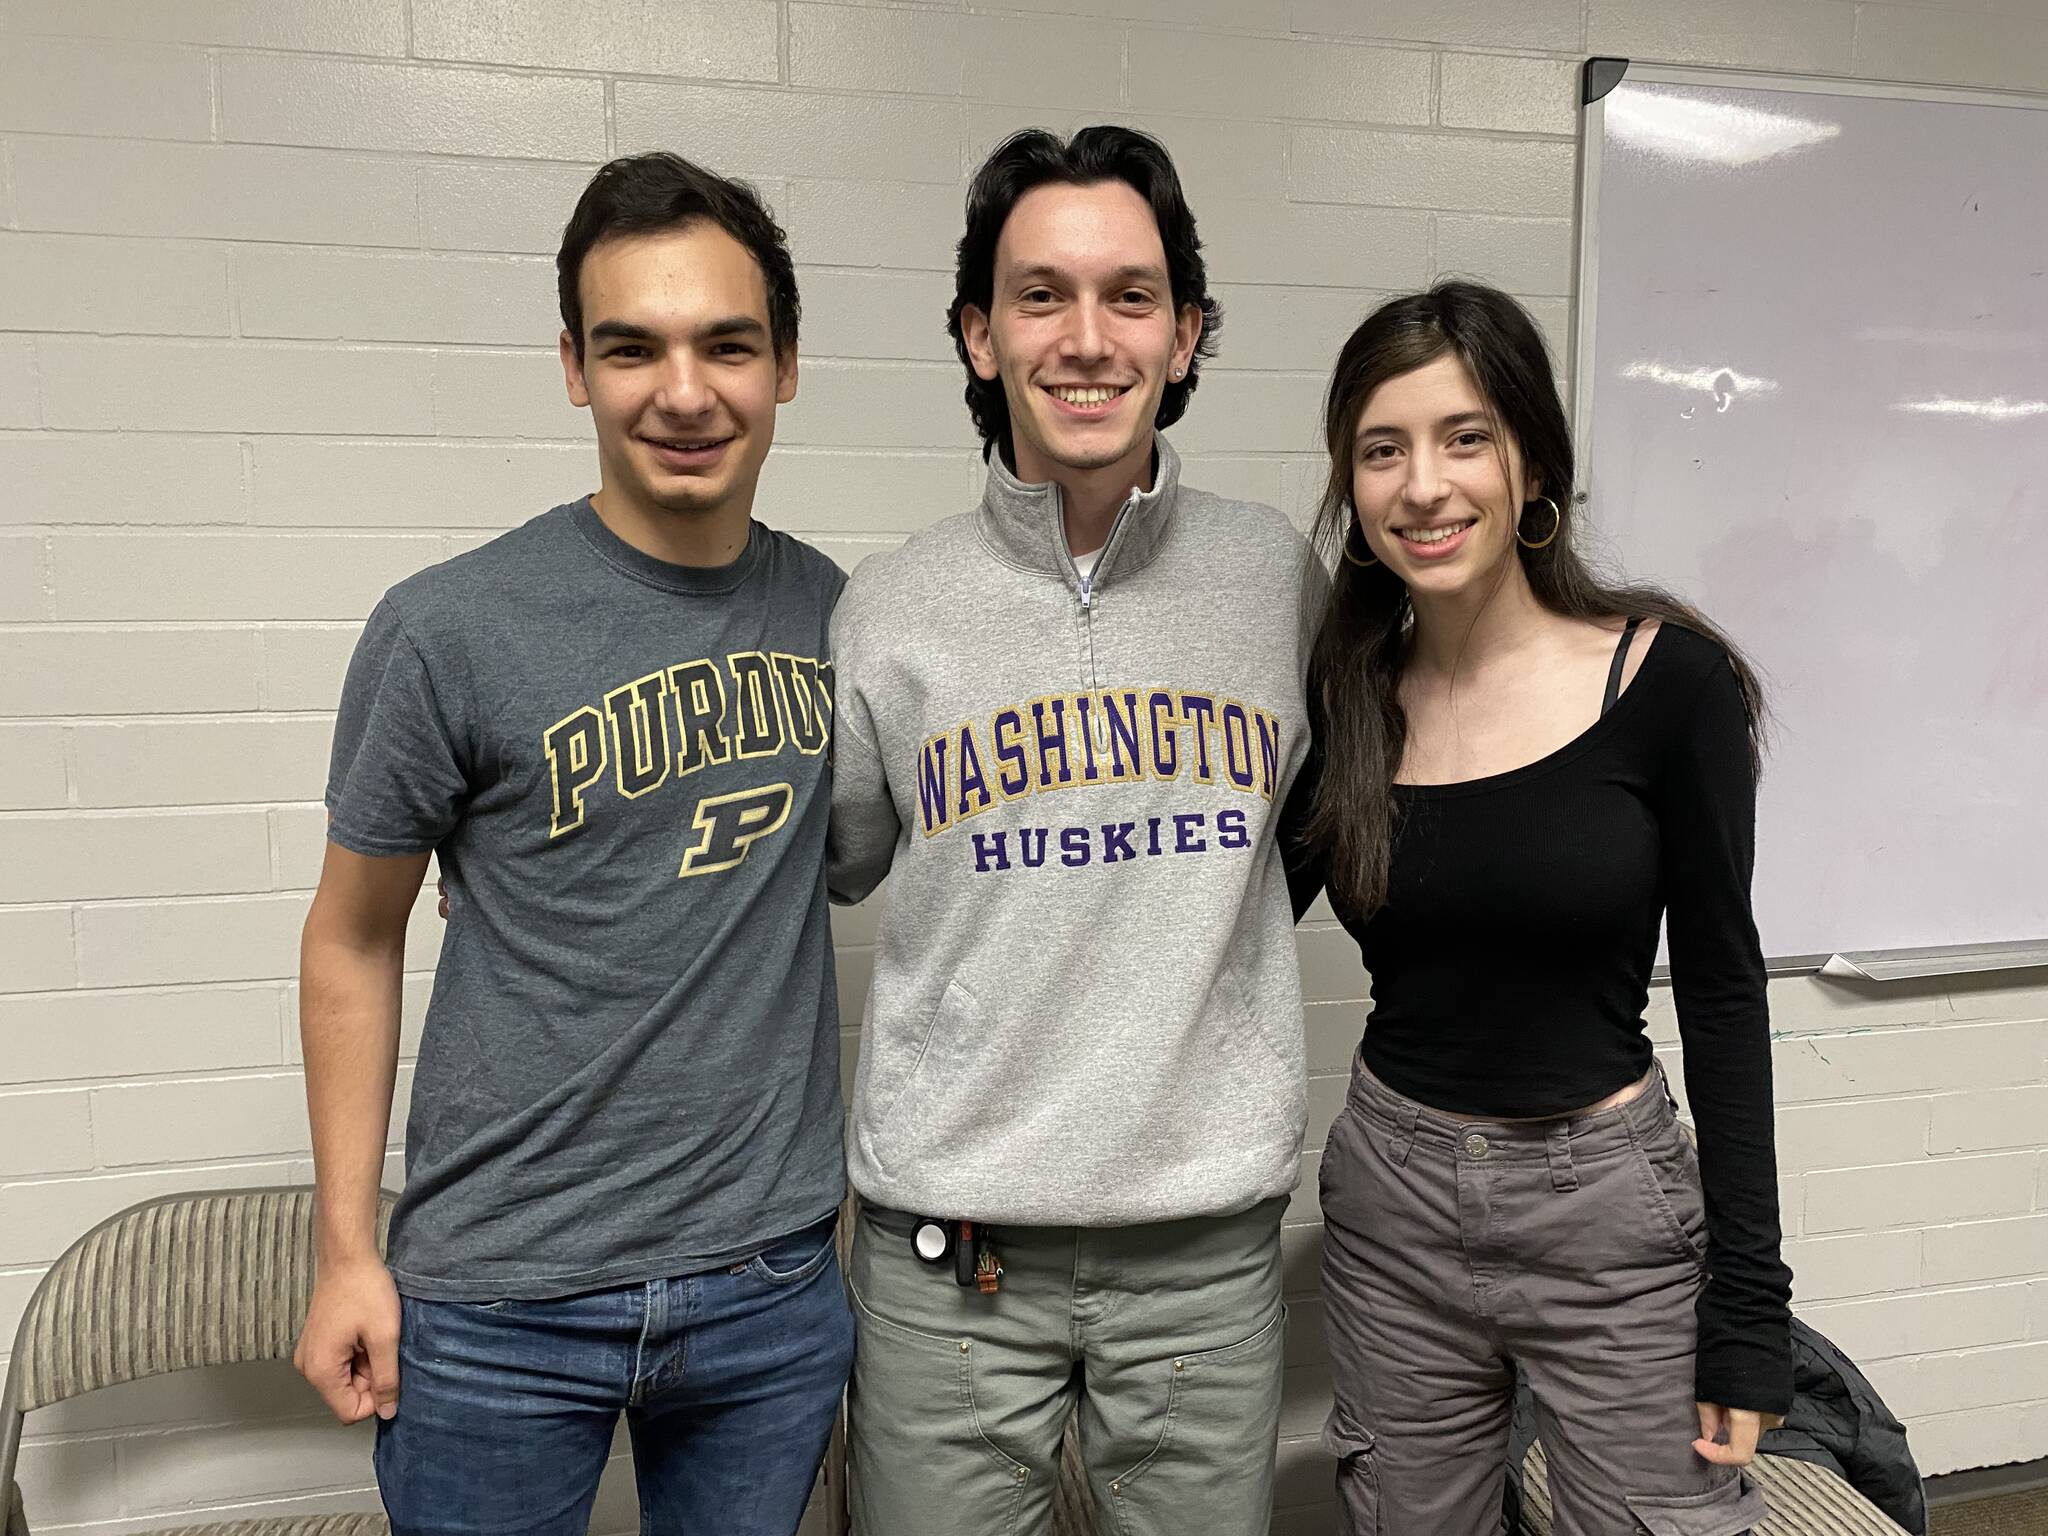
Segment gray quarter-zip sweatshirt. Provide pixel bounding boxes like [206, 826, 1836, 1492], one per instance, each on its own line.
[829, 434, 1315, 1226]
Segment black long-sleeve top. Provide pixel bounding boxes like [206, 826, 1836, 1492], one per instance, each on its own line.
[1286, 623, 1794, 1413]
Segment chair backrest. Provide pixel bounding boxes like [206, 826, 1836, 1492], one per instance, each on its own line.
[7, 1187, 394, 1410]
[1, 1183, 398, 1515]
[3, 1187, 399, 1536]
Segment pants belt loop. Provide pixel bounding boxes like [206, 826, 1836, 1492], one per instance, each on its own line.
[1546, 1123, 1579, 1192]
[1388, 1101, 1419, 1167]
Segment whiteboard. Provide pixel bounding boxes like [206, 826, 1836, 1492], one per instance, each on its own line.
[1574, 63, 2048, 964]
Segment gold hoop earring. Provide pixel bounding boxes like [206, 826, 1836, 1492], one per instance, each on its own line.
[1341, 515, 1379, 568]
[1518, 496, 1562, 550]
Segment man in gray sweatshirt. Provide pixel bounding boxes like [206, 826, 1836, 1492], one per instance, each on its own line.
[829, 126, 1313, 1536]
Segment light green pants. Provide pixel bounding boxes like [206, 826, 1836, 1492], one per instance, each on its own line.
[846, 1198, 1287, 1536]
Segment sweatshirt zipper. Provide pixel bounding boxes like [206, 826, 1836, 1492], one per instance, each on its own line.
[1071, 484, 1142, 611]
[1072, 485, 1143, 754]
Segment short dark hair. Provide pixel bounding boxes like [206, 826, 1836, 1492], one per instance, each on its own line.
[946, 126, 1222, 460]
[557, 152, 799, 362]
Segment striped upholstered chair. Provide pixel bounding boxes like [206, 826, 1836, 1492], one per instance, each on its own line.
[2, 1186, 397, 1536]
[1518, 1440, 1912, 1535]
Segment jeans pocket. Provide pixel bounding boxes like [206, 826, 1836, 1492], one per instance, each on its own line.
[1632, 1120, 1709, 1268]
[1321, 1405, 1384, 1536]
[1110, 1306, 1286, 1500]
[845, 1274, 1028, 1488]
[746, 1213, 840, 1285]
[1625, 1467, 1767, 1535]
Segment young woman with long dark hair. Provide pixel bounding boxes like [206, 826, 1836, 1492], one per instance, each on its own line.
[1287, 281, 1793, 1535]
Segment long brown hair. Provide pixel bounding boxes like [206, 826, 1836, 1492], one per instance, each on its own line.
[1303, 281, 1766, 918]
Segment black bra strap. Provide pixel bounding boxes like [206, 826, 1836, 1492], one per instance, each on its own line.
[1602, 617, 1644, 716]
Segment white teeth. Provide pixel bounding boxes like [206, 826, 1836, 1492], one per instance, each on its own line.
[1399, 522, 1473, 545]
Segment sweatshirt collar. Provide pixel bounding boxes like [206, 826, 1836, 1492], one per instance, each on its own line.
[974, 432, 1182, 588]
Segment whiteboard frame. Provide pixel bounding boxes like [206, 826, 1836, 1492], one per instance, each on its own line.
[1571, 61, 2048, 981]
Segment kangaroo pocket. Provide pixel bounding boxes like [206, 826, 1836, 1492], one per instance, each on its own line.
[1205, 959, 1300, 1142]
[866, 977, 993, 1172]
[862, 958, 1301, 1195]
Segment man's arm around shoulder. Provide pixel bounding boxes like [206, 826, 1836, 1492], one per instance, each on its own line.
[825, 574, 901, 906]
[293, 840, 428, 1424]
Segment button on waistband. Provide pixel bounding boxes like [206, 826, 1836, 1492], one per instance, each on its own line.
[1463, 1132, 1490, 1160]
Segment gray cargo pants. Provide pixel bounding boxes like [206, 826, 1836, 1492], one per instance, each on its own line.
[1319, 1057, 1768, 1536]
[846, 1198, 1287, 1536]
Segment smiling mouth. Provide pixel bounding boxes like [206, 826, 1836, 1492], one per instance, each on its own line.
[1396, 520, 1476, 546]
[643, 433, 733, 455]
[1043, 384, 1131, 410]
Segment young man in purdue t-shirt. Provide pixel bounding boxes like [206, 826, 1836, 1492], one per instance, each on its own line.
[294, 154, 851, 1535]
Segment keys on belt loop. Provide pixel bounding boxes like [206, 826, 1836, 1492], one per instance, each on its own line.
[973, 1228, 1003, 1295]
[909, 1217, 1003, 1294]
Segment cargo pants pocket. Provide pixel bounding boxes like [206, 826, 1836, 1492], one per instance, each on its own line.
[1322, 1405, 1384, 1536]
[1625, 1467, 1767, 1535]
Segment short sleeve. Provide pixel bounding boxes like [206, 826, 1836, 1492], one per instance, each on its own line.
[325, 599, 470, 856]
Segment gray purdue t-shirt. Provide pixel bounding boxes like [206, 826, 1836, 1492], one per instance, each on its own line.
[326, 499, 846, 1301]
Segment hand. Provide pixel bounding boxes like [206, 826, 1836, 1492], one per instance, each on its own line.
[436, 878, 449, 920]
[1693, 1402, 1767, 1466]
[294, 1257, 402, 1424]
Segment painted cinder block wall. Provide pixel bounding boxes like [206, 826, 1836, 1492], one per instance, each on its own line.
[3, 0, 2046, 1528]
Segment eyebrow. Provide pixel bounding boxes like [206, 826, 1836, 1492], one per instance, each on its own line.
[587, 315, 768, 346]
[697, 315, 769, 341]
[1356, 410, 1492, 441]
[1008, 262, 1170, 289]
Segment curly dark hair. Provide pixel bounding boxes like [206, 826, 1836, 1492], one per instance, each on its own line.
[557, 151, 799, 362]
[946, 126, 1222, 460]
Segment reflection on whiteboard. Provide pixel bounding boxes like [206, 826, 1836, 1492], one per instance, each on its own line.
[1578, 73, 2048, 961]
[1605, 88, 1840, 166]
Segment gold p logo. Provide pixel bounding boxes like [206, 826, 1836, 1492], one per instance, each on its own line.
[678, 783, 794, 878]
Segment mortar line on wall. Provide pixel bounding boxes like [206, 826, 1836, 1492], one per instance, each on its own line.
[61, 722, 79, 812]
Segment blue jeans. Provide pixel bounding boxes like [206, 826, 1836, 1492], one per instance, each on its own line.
[375, 1213, 854, 1536]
